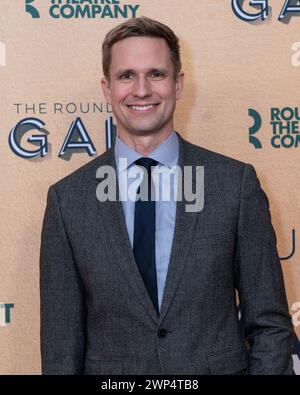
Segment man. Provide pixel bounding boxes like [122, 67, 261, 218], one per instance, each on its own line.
[40, 16, 294, 375]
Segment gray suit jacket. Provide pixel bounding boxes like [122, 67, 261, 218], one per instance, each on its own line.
[40, 132, 294, 375]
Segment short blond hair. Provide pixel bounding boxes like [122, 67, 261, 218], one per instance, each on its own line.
[102, 16, 182, 80]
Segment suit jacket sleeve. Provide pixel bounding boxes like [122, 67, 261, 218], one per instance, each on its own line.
[234, 164, 294, 375]
[40, 185, 86, 374]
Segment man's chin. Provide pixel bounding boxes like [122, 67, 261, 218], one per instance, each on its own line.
[124, 124, 164, 136]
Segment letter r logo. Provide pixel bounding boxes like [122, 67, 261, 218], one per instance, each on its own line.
[25, 0, 40, 19]
[249, 108, 262, 149]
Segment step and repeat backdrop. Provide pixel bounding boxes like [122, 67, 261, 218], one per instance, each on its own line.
[0, 0, 300, 374]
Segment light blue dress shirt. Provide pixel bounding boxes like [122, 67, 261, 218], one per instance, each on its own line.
[114, 131, 179, 311]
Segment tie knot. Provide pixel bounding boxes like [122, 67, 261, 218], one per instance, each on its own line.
[135, 158, 158, 172]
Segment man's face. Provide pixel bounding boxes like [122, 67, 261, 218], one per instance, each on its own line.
[101, 36, 184, 139]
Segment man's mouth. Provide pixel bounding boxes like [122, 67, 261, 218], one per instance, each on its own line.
[126, 104, 159, 112]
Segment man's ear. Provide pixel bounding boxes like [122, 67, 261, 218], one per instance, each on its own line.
[175, 71, 184, 100]
[101, 77, 111, 103]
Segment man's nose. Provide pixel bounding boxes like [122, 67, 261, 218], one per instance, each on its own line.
[133, 76, 152, 97]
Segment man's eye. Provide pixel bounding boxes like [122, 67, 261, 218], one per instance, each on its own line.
[149, 72, 165, 79]
[119, 73, 134, 80]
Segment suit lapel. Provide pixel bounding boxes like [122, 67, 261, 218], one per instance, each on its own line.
[95, 148, 159, 324]
[158, 134, 201, 324]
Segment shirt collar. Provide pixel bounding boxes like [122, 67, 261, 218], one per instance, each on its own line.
[114, 131, 179, 173]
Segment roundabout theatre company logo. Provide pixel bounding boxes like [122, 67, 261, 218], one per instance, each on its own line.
[25, 0, 140, 19]
[248, 107, 300, 149]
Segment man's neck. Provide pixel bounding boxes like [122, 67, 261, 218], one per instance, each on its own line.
[117, 129, 174, 156]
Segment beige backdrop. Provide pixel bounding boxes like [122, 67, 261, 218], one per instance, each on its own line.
[0, 0, 299, 374]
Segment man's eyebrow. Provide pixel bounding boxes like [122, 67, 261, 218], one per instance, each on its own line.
[147, 68, 168, 74]
[114, 69, 135, 78]
[114, 68, 169, 77]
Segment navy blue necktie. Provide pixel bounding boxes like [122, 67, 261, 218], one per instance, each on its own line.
[133, 158, 159, 314]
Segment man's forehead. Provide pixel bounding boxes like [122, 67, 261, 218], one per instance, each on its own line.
[110, 36, 170, 58]
[112, 35, 168, 48]
[110, 37, 173, 69]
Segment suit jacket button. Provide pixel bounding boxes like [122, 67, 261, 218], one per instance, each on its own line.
[157, 328, 167, 338]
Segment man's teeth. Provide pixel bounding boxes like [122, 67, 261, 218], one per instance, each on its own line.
[129, 105, 155, 111]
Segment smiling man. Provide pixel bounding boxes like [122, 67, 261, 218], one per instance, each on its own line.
[101, 33, 184, 155]
[40, 16, 294, 375]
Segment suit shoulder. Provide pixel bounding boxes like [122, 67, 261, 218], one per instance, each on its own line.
[182, 138, 250, 170]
